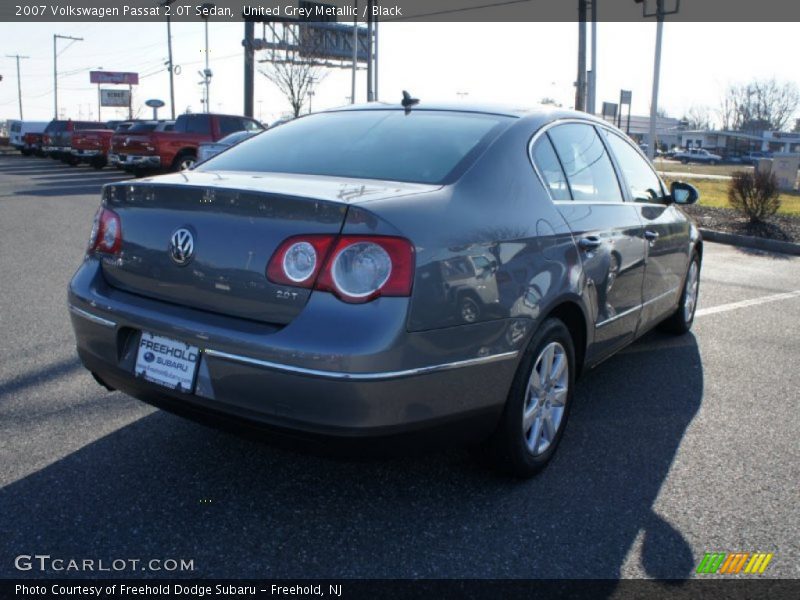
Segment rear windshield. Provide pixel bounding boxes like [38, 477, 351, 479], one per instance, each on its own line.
[45, 121, 68, 133]
[126, 121, 159, 133]
[197, 110, 514, 184]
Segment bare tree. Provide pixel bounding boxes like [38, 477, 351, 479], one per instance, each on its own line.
[539, 97, 561, 107]
[260, 60, 326, 119]
[717, 78, 800, 133]
[682, 105, 713, 130]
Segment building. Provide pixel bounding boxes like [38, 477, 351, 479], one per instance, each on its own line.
[679, 130, 763, 158]
[761, 131, 800, 154]
[598, 113, 682, 150]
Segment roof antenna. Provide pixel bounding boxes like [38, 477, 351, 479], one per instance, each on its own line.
[401, 90, 419, 113]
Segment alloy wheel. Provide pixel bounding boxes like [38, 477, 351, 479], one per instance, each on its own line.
[522, 341, 569, 456]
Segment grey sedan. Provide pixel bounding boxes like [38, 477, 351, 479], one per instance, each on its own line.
[68, 101, 702, 477]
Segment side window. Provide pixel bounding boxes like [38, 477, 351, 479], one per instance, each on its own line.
[604, 131, 666, 203]
[186, 115, 211, 135]
[243, 119, 263, 132]
[548, 123, 623, 202]
[531, 136, 571, 200]
[218, 116, 244, 137]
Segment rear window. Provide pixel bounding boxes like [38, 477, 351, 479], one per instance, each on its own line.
[126, 122, 158, 133]
[45, 121, 67, 133]
[197, 110, 514, 184]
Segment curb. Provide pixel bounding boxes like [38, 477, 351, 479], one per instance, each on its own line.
[699, 228, 800, 256]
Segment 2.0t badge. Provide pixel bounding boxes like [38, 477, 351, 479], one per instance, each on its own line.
[169, 228, 195, 265]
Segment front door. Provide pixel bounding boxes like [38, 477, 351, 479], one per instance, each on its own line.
[602, 130, 691, 330]
[535, 123, 647, 362]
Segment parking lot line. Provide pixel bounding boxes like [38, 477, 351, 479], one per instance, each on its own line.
[695, 290, 800, 318]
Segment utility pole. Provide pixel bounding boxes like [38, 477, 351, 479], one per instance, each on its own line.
[575, 0, 587, 111]
[243, 19, 254, 117]
[6, 54, 29, 119]
[373, 13, 379, 101]
[160, 1, 178, 119]
[53, 34, 83, 118]
[587, 0, 597, 114]
[366, 0, 374, 102]
[351, 0, 358, 104]
[637, 0, 680, 160]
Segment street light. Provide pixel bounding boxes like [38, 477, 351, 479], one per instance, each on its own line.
[199, 2, 215, 112]
[159, 0, 178, 119]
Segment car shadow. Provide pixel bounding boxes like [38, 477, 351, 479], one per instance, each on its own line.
[0, 330, 703, 586]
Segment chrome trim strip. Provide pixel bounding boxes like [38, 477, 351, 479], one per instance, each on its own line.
[643, 287, 680, 307]
[595, 287, 679, 329]
[595, 304, 640, 329]
[68, 304, 117, 328]
[204, 349, 520, 381]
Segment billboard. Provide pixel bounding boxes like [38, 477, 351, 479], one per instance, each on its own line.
[90, 71, 139, 85]
[100, 88, 131, 107]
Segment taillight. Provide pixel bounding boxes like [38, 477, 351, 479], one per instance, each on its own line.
[88, 207, 122, 255]
[266, 235, 335, 288]
[266, 235, 414, 303]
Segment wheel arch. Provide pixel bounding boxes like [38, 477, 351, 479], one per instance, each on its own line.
[542, 300, 589, 379]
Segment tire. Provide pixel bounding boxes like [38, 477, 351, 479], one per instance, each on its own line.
[680, 158, 688, 164]
[490, 318, 576, 478]
[459, 296, 480, 323]
[91, 156, 106, 170]
[709, 160, 717, 166]
[173, 152, 196, 172]
[659, 252, 700, 335]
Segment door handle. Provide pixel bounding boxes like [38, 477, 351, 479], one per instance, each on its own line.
[578, 236, 602, 251]
[644, 230, 660, 241]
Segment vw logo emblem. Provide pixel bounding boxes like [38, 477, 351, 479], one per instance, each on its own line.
[169, 228, 195, 265]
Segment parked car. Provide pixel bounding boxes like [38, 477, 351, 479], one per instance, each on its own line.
[8, 120, 49, 153]
[68, 102, 702, 477]
[197, 130, 261, 163]
[108, 120, 174, 169]
[22, 132, 45, 157]
[741, 151, 772, 165]
[673, 148, 722, 165]
[112, 113, 263, 175]
[70, 121, 132, 169]
[42, 119, 105, 162]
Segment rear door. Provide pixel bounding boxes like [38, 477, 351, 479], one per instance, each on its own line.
[602, 129, 690, 330]
[535, 122, 647, 361]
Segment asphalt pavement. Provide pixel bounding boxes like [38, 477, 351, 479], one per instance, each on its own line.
[0, 154, 798, 580]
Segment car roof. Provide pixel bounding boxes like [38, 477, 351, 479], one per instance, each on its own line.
[323, 101, 617, 130]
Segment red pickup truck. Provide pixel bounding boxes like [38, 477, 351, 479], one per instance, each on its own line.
[70, 121, 131, 169]
[111, 113, 263, 175]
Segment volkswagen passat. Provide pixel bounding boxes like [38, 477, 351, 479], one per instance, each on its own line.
[68, 100, 702, 477]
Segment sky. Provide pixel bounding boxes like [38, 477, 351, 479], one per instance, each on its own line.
[1, 21, 798, 126]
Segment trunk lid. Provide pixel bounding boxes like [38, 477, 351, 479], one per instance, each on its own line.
[100, 171, 437, 325]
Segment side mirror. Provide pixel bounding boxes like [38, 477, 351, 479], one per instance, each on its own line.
[670, 181, 699, 205]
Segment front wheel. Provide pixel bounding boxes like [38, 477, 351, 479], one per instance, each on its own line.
[659, 252, 700, 335]
[490, 318, 575, 478]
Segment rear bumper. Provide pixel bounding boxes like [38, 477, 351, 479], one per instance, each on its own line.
[68, 259, 525, 439]
[109, 153, 161, 169]
[71, 148, 102, 158]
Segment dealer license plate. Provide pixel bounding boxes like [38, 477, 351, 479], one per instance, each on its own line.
[134, 332, 200, 392]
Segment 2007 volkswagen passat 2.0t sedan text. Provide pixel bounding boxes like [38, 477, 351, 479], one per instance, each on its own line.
[68, 99, 702, 477]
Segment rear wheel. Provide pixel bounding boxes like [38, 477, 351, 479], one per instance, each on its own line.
[173, 152, 196, 172]
[90, 156, 107, 170]
[660, 252, 700, 335]
[490, 318, 575, 478]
